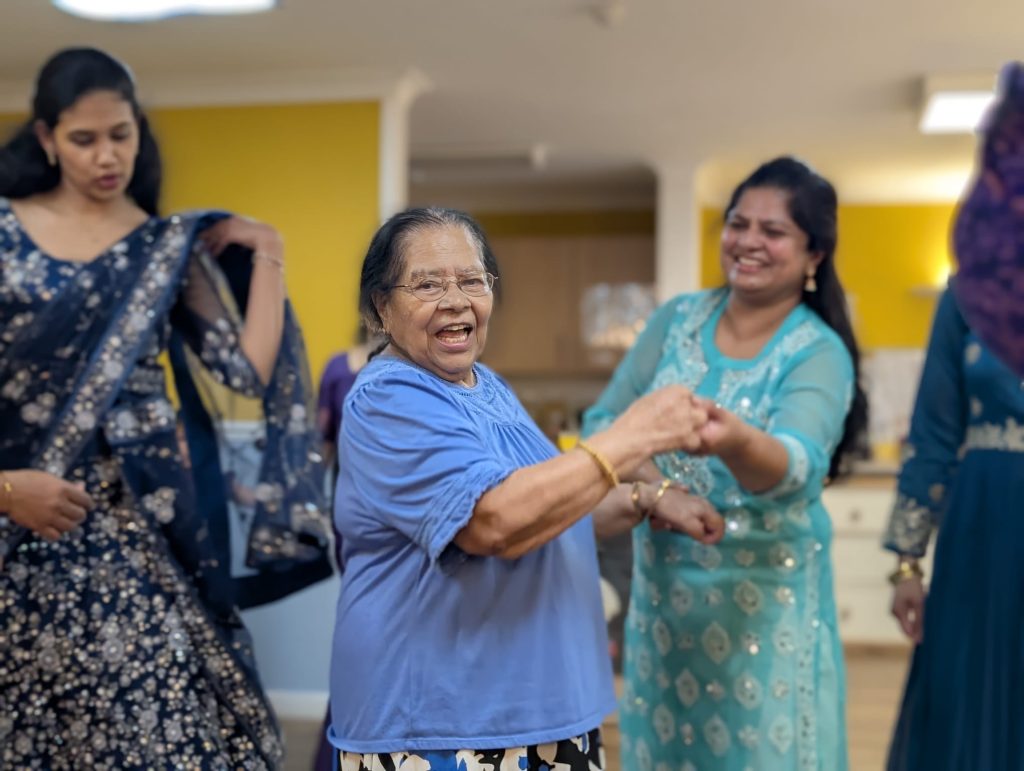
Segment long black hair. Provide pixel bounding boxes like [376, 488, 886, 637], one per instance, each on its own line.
[725, 156, 869, 479]
[0, 47, 161, 215]
[358, 206, 501, 357]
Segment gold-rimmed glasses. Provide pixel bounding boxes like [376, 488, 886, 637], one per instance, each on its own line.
[390, 272, 497, 302]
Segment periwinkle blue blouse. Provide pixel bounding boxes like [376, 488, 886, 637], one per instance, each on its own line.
[327, 356, 616, 753]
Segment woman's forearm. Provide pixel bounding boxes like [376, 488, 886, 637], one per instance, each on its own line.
[715, 422, 789, 492]
[591, 484, 641, 540]
[239, 242, 286, 384]
[456, 428, 653, 559]
[622, 459, 664, 484]
[457, 383, 709, 558]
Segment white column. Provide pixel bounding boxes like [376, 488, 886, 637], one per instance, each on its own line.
[378, 69, 432, 220]
[654, 161, 702, 301]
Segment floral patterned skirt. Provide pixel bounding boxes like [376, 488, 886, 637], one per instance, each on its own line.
[0, 455, 281, 770]
[336, 728, 604, 771]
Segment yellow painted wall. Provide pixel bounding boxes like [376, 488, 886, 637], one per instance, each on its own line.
[152, 102, 380, 381]
[700, 204, 956, 349]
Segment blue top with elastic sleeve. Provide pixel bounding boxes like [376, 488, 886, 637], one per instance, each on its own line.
[327, 355, 616, 753]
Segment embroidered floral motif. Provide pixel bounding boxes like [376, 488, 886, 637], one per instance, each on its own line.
[769, 543, 799, 573]
[883, 494, 934, 557]
[652, 704, 676, 744]
[738, 724, 760, 749]
[104, 397, 176, 443]
[701, 622, 731, 664]
[703, 714, 731, 756]
[675, 669, 700, 708]
[734, 672, 764, 710]
[733, 580, 764, 616]
[769, 715, 795, 754]
[965, 418, 1024, 452]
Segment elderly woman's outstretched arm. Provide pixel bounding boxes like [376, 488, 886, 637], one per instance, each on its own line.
[456, 385, 717, 559]
[342, 365, 723, 566]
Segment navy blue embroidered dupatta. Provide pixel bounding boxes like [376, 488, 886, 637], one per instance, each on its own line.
[0, 208, 332, 611]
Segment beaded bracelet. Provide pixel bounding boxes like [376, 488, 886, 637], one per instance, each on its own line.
[576, 440, 619, 490]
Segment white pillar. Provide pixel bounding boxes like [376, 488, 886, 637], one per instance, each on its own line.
[654, 161, 702, 301]
[378, 69, 432, 220]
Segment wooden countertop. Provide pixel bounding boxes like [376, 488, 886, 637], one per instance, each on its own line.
[828, 471, 897, 491]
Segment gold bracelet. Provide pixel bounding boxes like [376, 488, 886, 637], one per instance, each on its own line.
[576, 440, 619, 489]
[630, 481, 649, 522]
[253, 250, 285, 272]
[887, 558, 923, 586]
[650, 479, 672, 512]
[0, 472, 13, 514]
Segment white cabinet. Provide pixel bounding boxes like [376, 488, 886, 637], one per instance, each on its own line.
[822, 482, 932, 646]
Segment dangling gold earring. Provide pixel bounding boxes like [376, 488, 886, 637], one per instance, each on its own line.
[804, 269, 817, 293]
[45, 149, 56, 167]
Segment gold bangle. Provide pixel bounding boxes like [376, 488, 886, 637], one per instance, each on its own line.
[576, 440, 619, 489]
[887, 559, 923, 586]
[650, 479, 672, 512]
[630, 481, 649, 522]
[253, 250, 285, 272]
[0, 472, 13, 514]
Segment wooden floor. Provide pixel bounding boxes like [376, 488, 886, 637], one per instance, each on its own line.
[282, 648, 910, 771]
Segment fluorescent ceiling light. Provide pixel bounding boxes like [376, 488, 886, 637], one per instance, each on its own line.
[919, 74, 997, 134]
[920, 92, 996, 134]
[53, 0, 276, 22]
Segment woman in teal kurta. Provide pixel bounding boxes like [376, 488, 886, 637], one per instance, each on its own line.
[584, 157, 867, 771]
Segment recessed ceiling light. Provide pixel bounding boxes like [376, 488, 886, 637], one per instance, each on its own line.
[53, 0, 277, 22]
[919, 73, 997, 134]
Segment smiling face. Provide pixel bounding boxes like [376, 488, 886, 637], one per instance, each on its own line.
[720, 186, 822, 305]
[35, 89, 139, 204]
[377, 224, 493, 386]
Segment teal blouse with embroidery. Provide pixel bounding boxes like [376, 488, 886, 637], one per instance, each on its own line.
[585, 289, 853, 509]
[582, 289, 855, 770]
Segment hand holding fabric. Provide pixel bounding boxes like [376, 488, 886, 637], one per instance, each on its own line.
[198, 216, 284, 263]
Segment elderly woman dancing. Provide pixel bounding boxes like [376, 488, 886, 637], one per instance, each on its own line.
[325, 207, 724, 771]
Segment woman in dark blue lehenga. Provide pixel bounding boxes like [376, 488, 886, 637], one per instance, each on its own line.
[883, 287, 1024, 769]
[0, 49, 330, 770]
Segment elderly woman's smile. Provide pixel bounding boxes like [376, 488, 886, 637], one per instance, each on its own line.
[435, 321, 474, 347]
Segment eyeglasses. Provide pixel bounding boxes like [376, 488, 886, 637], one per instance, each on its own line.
[391, 272, 497, 302]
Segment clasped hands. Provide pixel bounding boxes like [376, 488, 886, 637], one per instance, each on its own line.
[618, 384, 745, 544]
[624, 384, 748, 460]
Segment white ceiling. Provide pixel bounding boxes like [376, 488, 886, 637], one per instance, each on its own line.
[1, 0, 1020, 207]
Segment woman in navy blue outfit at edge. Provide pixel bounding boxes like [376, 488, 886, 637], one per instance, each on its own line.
[883, 286, 1024, 770]
[326, 207, 727, 771]
[0, 48, 330, 769]
[884, 60, 1024, 771]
